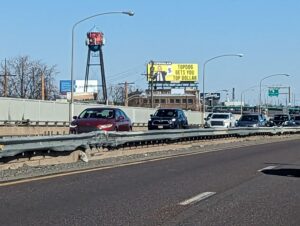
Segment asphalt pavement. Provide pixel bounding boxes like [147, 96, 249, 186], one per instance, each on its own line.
[0, 139, 299, 226]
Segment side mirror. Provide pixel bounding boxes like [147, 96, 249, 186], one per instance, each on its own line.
[150, 114, 153, 118]
[73, 116, 78, 120]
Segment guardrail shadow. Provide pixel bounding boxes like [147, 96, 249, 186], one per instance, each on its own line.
[261, 168, 300, 178]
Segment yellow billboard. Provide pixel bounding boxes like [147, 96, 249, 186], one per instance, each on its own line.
[147, 63, 198, 82]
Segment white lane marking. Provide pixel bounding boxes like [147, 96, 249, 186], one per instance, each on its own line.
[179, 192, 216, 206]
[258, 165, 277, 172]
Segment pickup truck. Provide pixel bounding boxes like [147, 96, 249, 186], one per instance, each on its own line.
[206, 113, 236, 128]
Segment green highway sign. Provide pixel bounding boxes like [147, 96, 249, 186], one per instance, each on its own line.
[268, 88, 279, 97]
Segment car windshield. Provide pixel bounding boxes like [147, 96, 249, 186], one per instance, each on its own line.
[78, 109, 115, 119]
[155, 109, 177, 117]
[274, 115, 289, 121]
[240, 115, 259, 121]
[212, 114, 229, 119]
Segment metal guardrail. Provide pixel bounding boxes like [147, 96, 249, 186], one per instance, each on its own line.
[1, 126, 300, 159]
[0, 121, 148, 128]
[102, 127, 293, 149]
[0, 121, 199, 128]
[0, 132, 105, 158]
[0, 120, 70, 127]
[131, 123, 200, 128]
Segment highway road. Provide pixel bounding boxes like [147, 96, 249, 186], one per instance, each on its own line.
[0, 139, 299, 226]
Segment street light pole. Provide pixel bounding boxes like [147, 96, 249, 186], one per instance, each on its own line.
[201, 54, 243, 125]
[240, 86, 257, 115]
[69, 11, 134, 122]
[259, 73, 290, 114]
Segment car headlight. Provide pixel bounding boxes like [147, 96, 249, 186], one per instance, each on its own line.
[168, 118, 177, 124]
[98, 124, 113, 129]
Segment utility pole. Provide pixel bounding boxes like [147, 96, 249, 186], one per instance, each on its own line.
[32, 68, 35, 97]
[0, 58, 16, 97]
[149, 60, 155, 108]
[288, 86, 291, 104]
[3, 59, 7, 97]
[118, 81, 134, 106]
[142, 60, 156, 108]
[41, 73, 45, 100]
[20, 61, 24, 98]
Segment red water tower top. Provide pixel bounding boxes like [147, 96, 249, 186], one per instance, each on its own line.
[87, 31, 104, 46]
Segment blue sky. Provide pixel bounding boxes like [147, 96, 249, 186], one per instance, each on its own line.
[1, 0, 300, 104]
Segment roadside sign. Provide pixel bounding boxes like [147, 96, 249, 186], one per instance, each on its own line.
[60, 80, 72, 94]
[268, 88, 279, 97]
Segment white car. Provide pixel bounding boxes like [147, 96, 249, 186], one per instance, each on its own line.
[206, 113, 236, 128]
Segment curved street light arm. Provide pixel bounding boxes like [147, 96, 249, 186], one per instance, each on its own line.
[201, 53, 243, 125]
[259, 73, 290, 114]
[72, 11, 134, 32]
[203, 54, 244, 66]
[69, 11, 134, 122]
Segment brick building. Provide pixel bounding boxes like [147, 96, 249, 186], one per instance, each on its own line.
[128, 88, 200, 111]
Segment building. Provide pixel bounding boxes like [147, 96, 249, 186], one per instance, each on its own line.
[128, 88, 200, 110]
[128, 61, 201, 110]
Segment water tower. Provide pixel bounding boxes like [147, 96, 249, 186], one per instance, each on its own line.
[84, 26, 107, 103]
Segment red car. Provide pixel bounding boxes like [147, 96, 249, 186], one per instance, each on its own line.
[70, 107, 132, 133]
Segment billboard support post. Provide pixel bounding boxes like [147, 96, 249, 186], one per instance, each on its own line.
[149, 60, 154, 108]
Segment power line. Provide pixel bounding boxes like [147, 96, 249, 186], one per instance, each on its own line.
[118, 81, 134, 106]
[108, 63, 145, 79]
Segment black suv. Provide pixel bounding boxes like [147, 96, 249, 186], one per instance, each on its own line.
[270, 114, 295, 126]
[148, 108, 189, 130]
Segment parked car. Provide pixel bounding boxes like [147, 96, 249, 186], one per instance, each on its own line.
[148, 108, 189, 130]
[236, 114, 267, 127]
[70, 107, 132, 133]
[206, 113, 236, 128]
[269, 114, 295, 126]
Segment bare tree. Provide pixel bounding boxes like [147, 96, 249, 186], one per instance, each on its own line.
[108, 84, 140, 105]
[108, 84, 125, 105]
[0, 56, 59, 100]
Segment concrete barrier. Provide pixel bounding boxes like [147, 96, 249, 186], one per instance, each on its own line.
[0, 97, 202, 125]
[0, 126, 69, 137]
